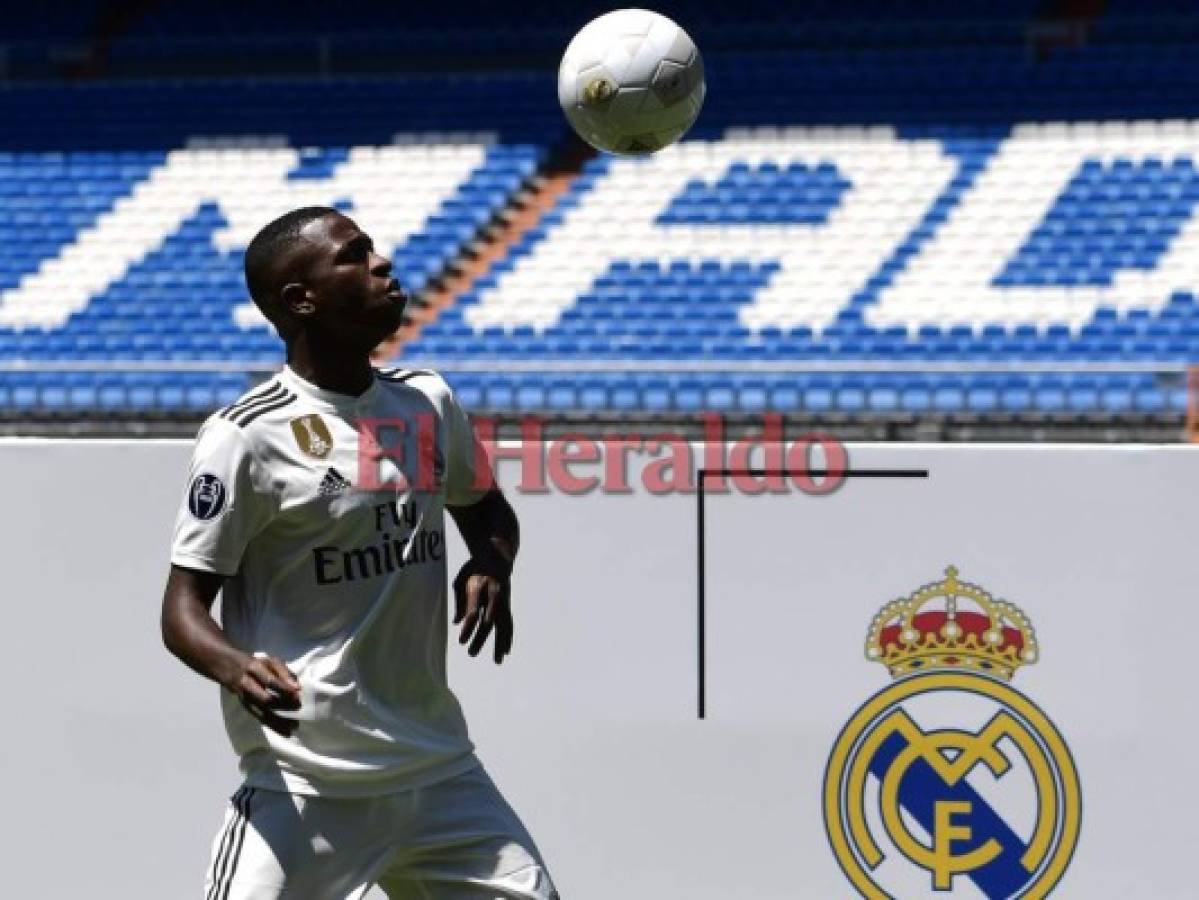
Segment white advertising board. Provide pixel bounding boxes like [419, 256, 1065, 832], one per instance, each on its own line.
[0, 440, 1193, 898]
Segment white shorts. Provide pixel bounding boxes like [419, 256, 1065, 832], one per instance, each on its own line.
[203, 766, 558, 899]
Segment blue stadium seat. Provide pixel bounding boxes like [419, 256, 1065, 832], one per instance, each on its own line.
[484, 377, 515, 410]
[768, 383, 801, 411]
[674, 379, 704, 413]
[578, 379, 608, 412]
[704, 378, 736, 413]
[932, 380, 966, 414]
[451, 376, 484, 410]
[803, 381, 834, 413]
[901, 382, 932, 413]
[609, 380, 640, 412]
[1033, 377, 1067, 413]
[546, 378, 576, 412]
[736, 378, 768, 413]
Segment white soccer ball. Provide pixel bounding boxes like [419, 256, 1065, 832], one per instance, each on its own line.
[557, 8, 705, 156]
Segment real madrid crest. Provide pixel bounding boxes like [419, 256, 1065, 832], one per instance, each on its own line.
[824, 567, 1081, 899]
[290, 414, 333, 459]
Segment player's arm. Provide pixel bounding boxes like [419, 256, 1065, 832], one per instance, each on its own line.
[447, 488, 519, 663]
[166, 417, 298, 734]
[161, 564, 301, 737]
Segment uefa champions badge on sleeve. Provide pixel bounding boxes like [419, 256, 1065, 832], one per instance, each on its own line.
[188, 473, 227, 521]
[823, 567, 1081, 899]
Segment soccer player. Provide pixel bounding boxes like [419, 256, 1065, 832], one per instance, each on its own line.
[161, 207, 558, 899]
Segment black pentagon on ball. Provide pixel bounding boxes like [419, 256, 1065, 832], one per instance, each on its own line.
[650, 58, 692, 106]
[622, 133, 663, 154]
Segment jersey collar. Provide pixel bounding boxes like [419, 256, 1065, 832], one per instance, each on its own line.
[279, 365, 382, 411]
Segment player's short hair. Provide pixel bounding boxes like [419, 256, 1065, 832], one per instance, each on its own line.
[243, 206, 339, 337]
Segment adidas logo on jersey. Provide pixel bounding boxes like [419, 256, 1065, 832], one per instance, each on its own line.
[318, 467, 352, 496]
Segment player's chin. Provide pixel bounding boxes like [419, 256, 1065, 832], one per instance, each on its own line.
[365, 296, 405, 334]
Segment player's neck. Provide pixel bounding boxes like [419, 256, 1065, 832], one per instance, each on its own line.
[286, 336, 374, 397]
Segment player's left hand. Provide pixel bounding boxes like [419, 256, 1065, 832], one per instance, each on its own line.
[453, 558, 513, 664]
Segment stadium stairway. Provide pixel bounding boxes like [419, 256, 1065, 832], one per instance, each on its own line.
[383, 139, 597, 357]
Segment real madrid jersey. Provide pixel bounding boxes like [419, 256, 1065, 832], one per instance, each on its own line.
[171, 365, 490, 797]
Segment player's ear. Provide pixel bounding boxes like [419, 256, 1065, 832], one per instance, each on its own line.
[282, 282, 316, 317]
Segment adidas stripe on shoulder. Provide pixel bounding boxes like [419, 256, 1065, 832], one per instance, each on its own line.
[219, 380, 281, 418]
[376, 367, 436, 384]
[218, 379, 298, 428]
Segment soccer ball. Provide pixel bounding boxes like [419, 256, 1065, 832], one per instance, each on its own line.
[557, 8, 705, 156]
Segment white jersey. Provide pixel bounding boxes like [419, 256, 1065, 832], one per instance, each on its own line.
[171, 365, 491, 797]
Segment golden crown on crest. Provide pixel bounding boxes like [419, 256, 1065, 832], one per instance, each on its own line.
[865, 566, 1038, 681]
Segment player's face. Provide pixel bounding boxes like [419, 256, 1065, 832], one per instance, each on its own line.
[294, 213, 406, 350]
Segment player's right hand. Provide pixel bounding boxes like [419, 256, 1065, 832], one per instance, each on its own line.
[227, 654, 302, 738]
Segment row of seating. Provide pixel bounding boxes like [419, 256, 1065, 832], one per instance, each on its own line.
[8, 335, 1196, 360]
[106, 0, 1045, 52]
[0, 371, 249, 415]
[0, 369, 1182, 417]
[449, 372, 1187, 416]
